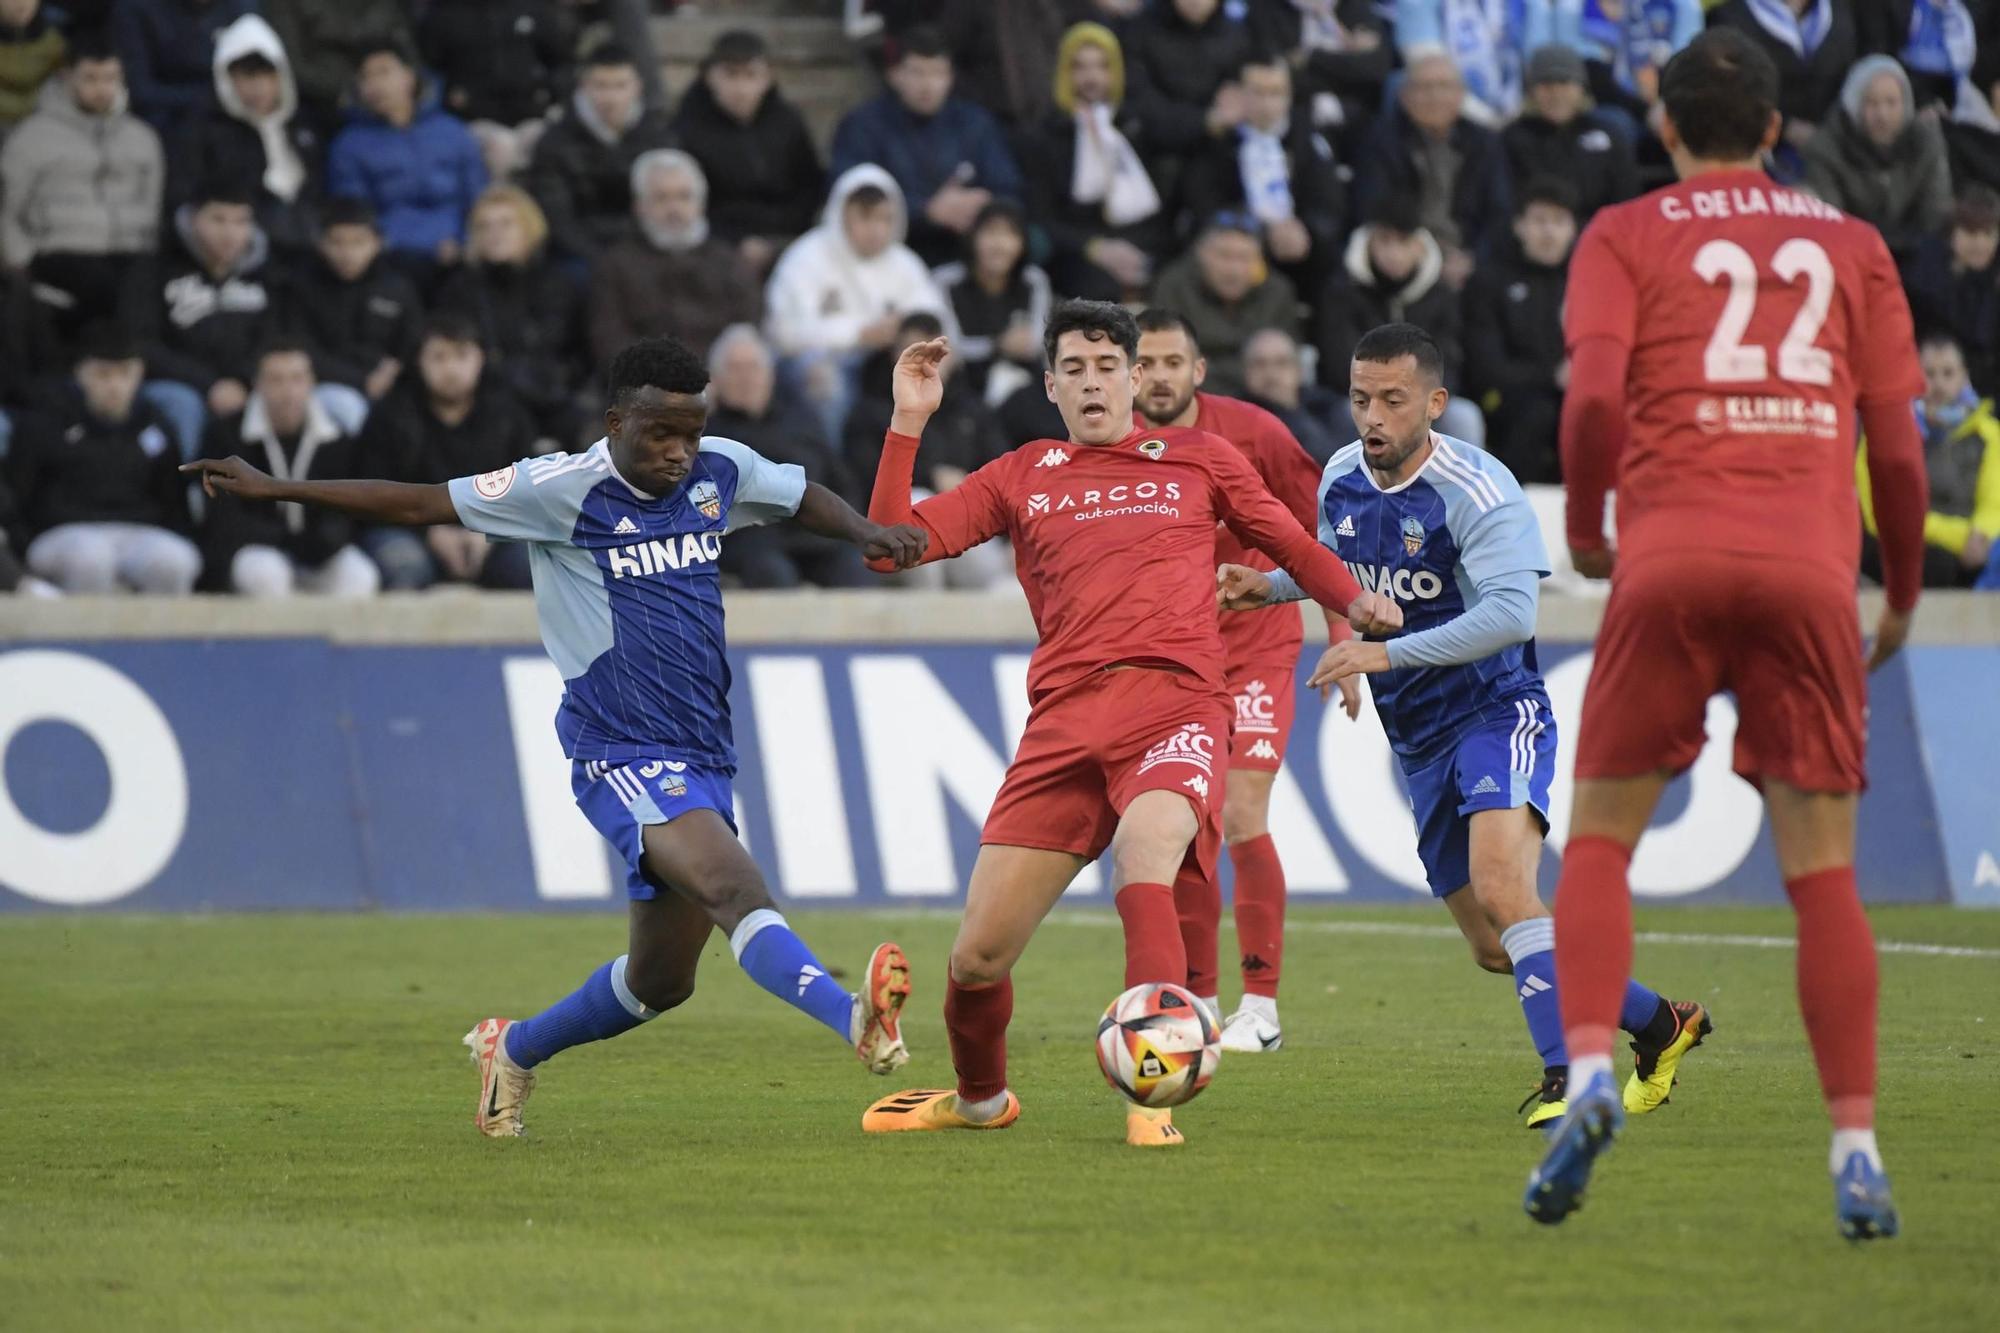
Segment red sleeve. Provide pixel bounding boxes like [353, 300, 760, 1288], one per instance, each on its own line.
[1563, 213, 1639, 351]
[1857, 400, 1928, 614]
[1209, 438, 1362, 611]
[1252, 415, 1345, 641]
[865, 430, 1010, 572]
[1561, 216, 1639, 554]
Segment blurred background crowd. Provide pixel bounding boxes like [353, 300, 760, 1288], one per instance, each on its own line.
[1, 0, 1996, 598]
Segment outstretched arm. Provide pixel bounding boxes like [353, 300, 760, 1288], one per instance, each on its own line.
[794, 479, 927, 568]
[1211, 447, 1400, 635]
[864, 337, 1010, 572]
[182, 456, 457, 526]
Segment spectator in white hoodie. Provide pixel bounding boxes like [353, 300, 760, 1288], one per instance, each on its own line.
[764, 162, 953, 442]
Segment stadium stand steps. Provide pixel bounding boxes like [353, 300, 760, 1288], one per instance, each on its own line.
[651, 4, 877, 149]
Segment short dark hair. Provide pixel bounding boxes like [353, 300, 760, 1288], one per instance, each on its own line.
[1954, 183, 2000, 233]
[1918, 329, 1965, 358]
[898, 311, 946, 341]
[971, 197, 1025, 238]
[606, 336, 709, 405]
[845, 183, 891, 213]
[1661, 28, 1779, 162]
[706, 29, 768, 67]
[419, 311, 485, 350]
[226, 51, 279, 78]
[191, 178, 257, 209]
[1238, 49, 1289, 79]
[255, 337, 317, 371]
[76, 320, 140, 364]
[65, 31, 118, 66]
[583, 41, 639, 72]
[1043, 298, 1138, 367]
[321, 197, 379, 232]
[1516, 176, 1579, 219]
[1364, 194, 1424, 236]
[1352, 322, 1444, 386]
[1136, 306, 1201, 354]
[357, 40, 413, 70]
[894, 24, 951, 64]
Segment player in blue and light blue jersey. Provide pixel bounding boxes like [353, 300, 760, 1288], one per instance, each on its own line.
[1218, 324, 1709, 1127]
[185, 337, 930, 1138]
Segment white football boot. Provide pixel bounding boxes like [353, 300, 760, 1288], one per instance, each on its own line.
[1219, 997, 1284, 1053]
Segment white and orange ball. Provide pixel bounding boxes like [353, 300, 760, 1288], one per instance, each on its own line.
[1095, 982, 1221, 1108]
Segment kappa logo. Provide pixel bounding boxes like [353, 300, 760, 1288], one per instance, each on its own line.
[1137, 439, 1168, 460]
[614, 516, 640, 535]
[1470, 775, 1501, 796]
[1183, 775, 1210, 799]
[1034, 447, 1071, 468]
[473, 465, 516, 499]
[690, 479, 722, 521]
[1335, 514, 1356, 538]
[1246, 739, 1279, 761]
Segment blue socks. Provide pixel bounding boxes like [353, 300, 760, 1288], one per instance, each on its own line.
[1620, 978, 1665, 1033]
[504, 955, 656, 1069]
[1500, 917, 1566, 1069]
[731, 908, 854, 1041]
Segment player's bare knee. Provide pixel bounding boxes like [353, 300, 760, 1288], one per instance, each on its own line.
[1221, 802, 1267, 846]
[948, 941, 1012, 988]
[1471, 942, 1513, 974]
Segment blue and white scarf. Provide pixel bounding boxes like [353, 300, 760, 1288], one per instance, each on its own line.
[1904, 0, 1977, 79]
[1238, 122, 1296, 223]
[1742, 0, 1832, 61]
[1441, 0, 1522, 120]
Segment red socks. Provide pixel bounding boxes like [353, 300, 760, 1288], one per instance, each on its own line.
[943, 975, 1012, 1102]
[1173, 865, 1220, 998]
[1553, 835, 1633, 1061]
[1230, 833, 1286, 998]
[1786, 867, 1878, 1129]
[1117, 881, 1188, 989]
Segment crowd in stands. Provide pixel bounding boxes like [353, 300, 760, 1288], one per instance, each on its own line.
[1, 0, 1997, 599]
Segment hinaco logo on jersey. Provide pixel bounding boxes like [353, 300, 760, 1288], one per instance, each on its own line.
[1137, 720, 1216, 777]
[1346, 561, 1446, 602]
[1401, 516, 1426, 555]
[606, 531, 724, 578]
[1034, 448, 1070, 468]
[1137, 439, 1168, 460]
[1234, 679, 1279, 734]
[1022, 481, 1183, 522]
[690, 479, 722, 520]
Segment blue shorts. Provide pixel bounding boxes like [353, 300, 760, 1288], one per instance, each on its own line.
[1402, 698, 1556, 898]
[572, 758, 736, 900]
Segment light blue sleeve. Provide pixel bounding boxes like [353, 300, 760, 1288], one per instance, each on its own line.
[699, 436, 808, 533]
[448, 460, 573, 542]
[1384, 569, 1539, 669]
[1458, 487, 1552, 588]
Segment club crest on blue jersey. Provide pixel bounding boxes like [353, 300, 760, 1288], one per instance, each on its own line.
[690, 479, 722, 521]
[1137, 439, 1168, 460]
[657, 772, 688, 798]
[1402, 516, 1426, 555]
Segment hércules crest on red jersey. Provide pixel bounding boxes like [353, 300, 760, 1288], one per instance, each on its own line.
[1137, 439, 1168, 460]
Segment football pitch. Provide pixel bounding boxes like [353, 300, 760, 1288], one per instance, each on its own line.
[5, 906, 1997, 1331]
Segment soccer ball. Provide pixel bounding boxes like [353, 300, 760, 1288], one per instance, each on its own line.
[1095, 982, 1221, 1108]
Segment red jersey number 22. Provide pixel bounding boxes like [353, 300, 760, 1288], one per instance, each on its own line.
[1694, 238, 1835, 387]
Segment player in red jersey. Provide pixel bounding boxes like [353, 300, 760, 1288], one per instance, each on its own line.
[1131, 307, 1360, 1053]
[1524, 29, 1928, 1240]
[858, 300, 1401, 1146]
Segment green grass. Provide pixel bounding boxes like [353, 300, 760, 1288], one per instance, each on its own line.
[4, 907, 1998, 1332]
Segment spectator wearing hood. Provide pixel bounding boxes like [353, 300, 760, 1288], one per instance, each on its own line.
[1148, 213, 1299, 396]
[119, 180, 288, 457]
[1180, 51, 1346, 297]
[262, 0, 416, 137]
[1019, 21, 1170, 303]
[0, 0, 65, 135]
[1316, 196, 1482, 444]
[672, 28, 825, 276]
[526, 42, 675, 264]
[1858, 330, 2000, 588]
[1906, 185, 2000, 395]
[1120, 0, 1256, 207]
[287, 198, 422, 415]
[588, 149, 760, 369]
[111, 0, 252, 135]
[1240, 325, 1347, 465]
[434, 185, 585, 448]
[1352, 50, 1511, 279]
[1708, 0, 1858, 150]
[418, 0, 575, 182]
[1803, 55, 1953, 262]
[765, 163, 955, 442]
[703, 323, 871, 590]
[1503, 44, 1638, 225]
[828, 24, 1024, 267]
[1462, 178, 1577, 483]
[0, 35, 162, 362]
[169, 15, 321, 260]
[198, 339, 379, 596]
[326, 43, 488, 277]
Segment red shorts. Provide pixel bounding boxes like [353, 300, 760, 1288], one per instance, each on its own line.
[983, 666, 1232, 881]
[1575, 554, 1867, 792]
[1225, 664, 1297, 772]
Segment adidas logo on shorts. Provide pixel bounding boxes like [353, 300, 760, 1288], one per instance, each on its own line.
[1336, 515, 1357, 538]
[614, 516, 640, 535]
[1470, 775, 1501, 795]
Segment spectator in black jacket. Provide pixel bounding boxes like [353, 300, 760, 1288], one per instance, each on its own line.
[1180, 51, 1346, 298]
[6, 324, 201, 592]
[1317, 196, 1481, 443]
[1351, 50, 1511, 280]
[111, 0, 252, 134]
[168, 15, 322, 261]
[931, 200, 1051, 405]
[1242, 0, 1393, 156]
[1463, 178, 1576, 484]
[354, 313, 538, 590]
[120, 180, 287, 458]
[1019, 20, 1171, 301]
[702, 323, 869, 589]
[1502, 45, 1638, 225]
[417, 0, 575, 181]
[673, 30, 825, 276]
[1906, 185, 2000, 396]
[289, 198, 422, 423]
[1241, 325, 1346, 465]
[1708, 0, 1858, 159]
[199, 339, 378, 595]
[526, 42, 676, 264]
[434, 185, 585, 447]
[1120, 0, 1256, 208]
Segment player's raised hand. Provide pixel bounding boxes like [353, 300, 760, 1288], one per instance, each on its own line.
[890, 336, 950, 425]
[1216, 563, 1272, 609]
[862, 522, 929, 570]
[1344, 590, 1403, 636]
[1307, 640, 1391, 690]
[180, 455, 280, 502]
[1865, 604, 1913, 673]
